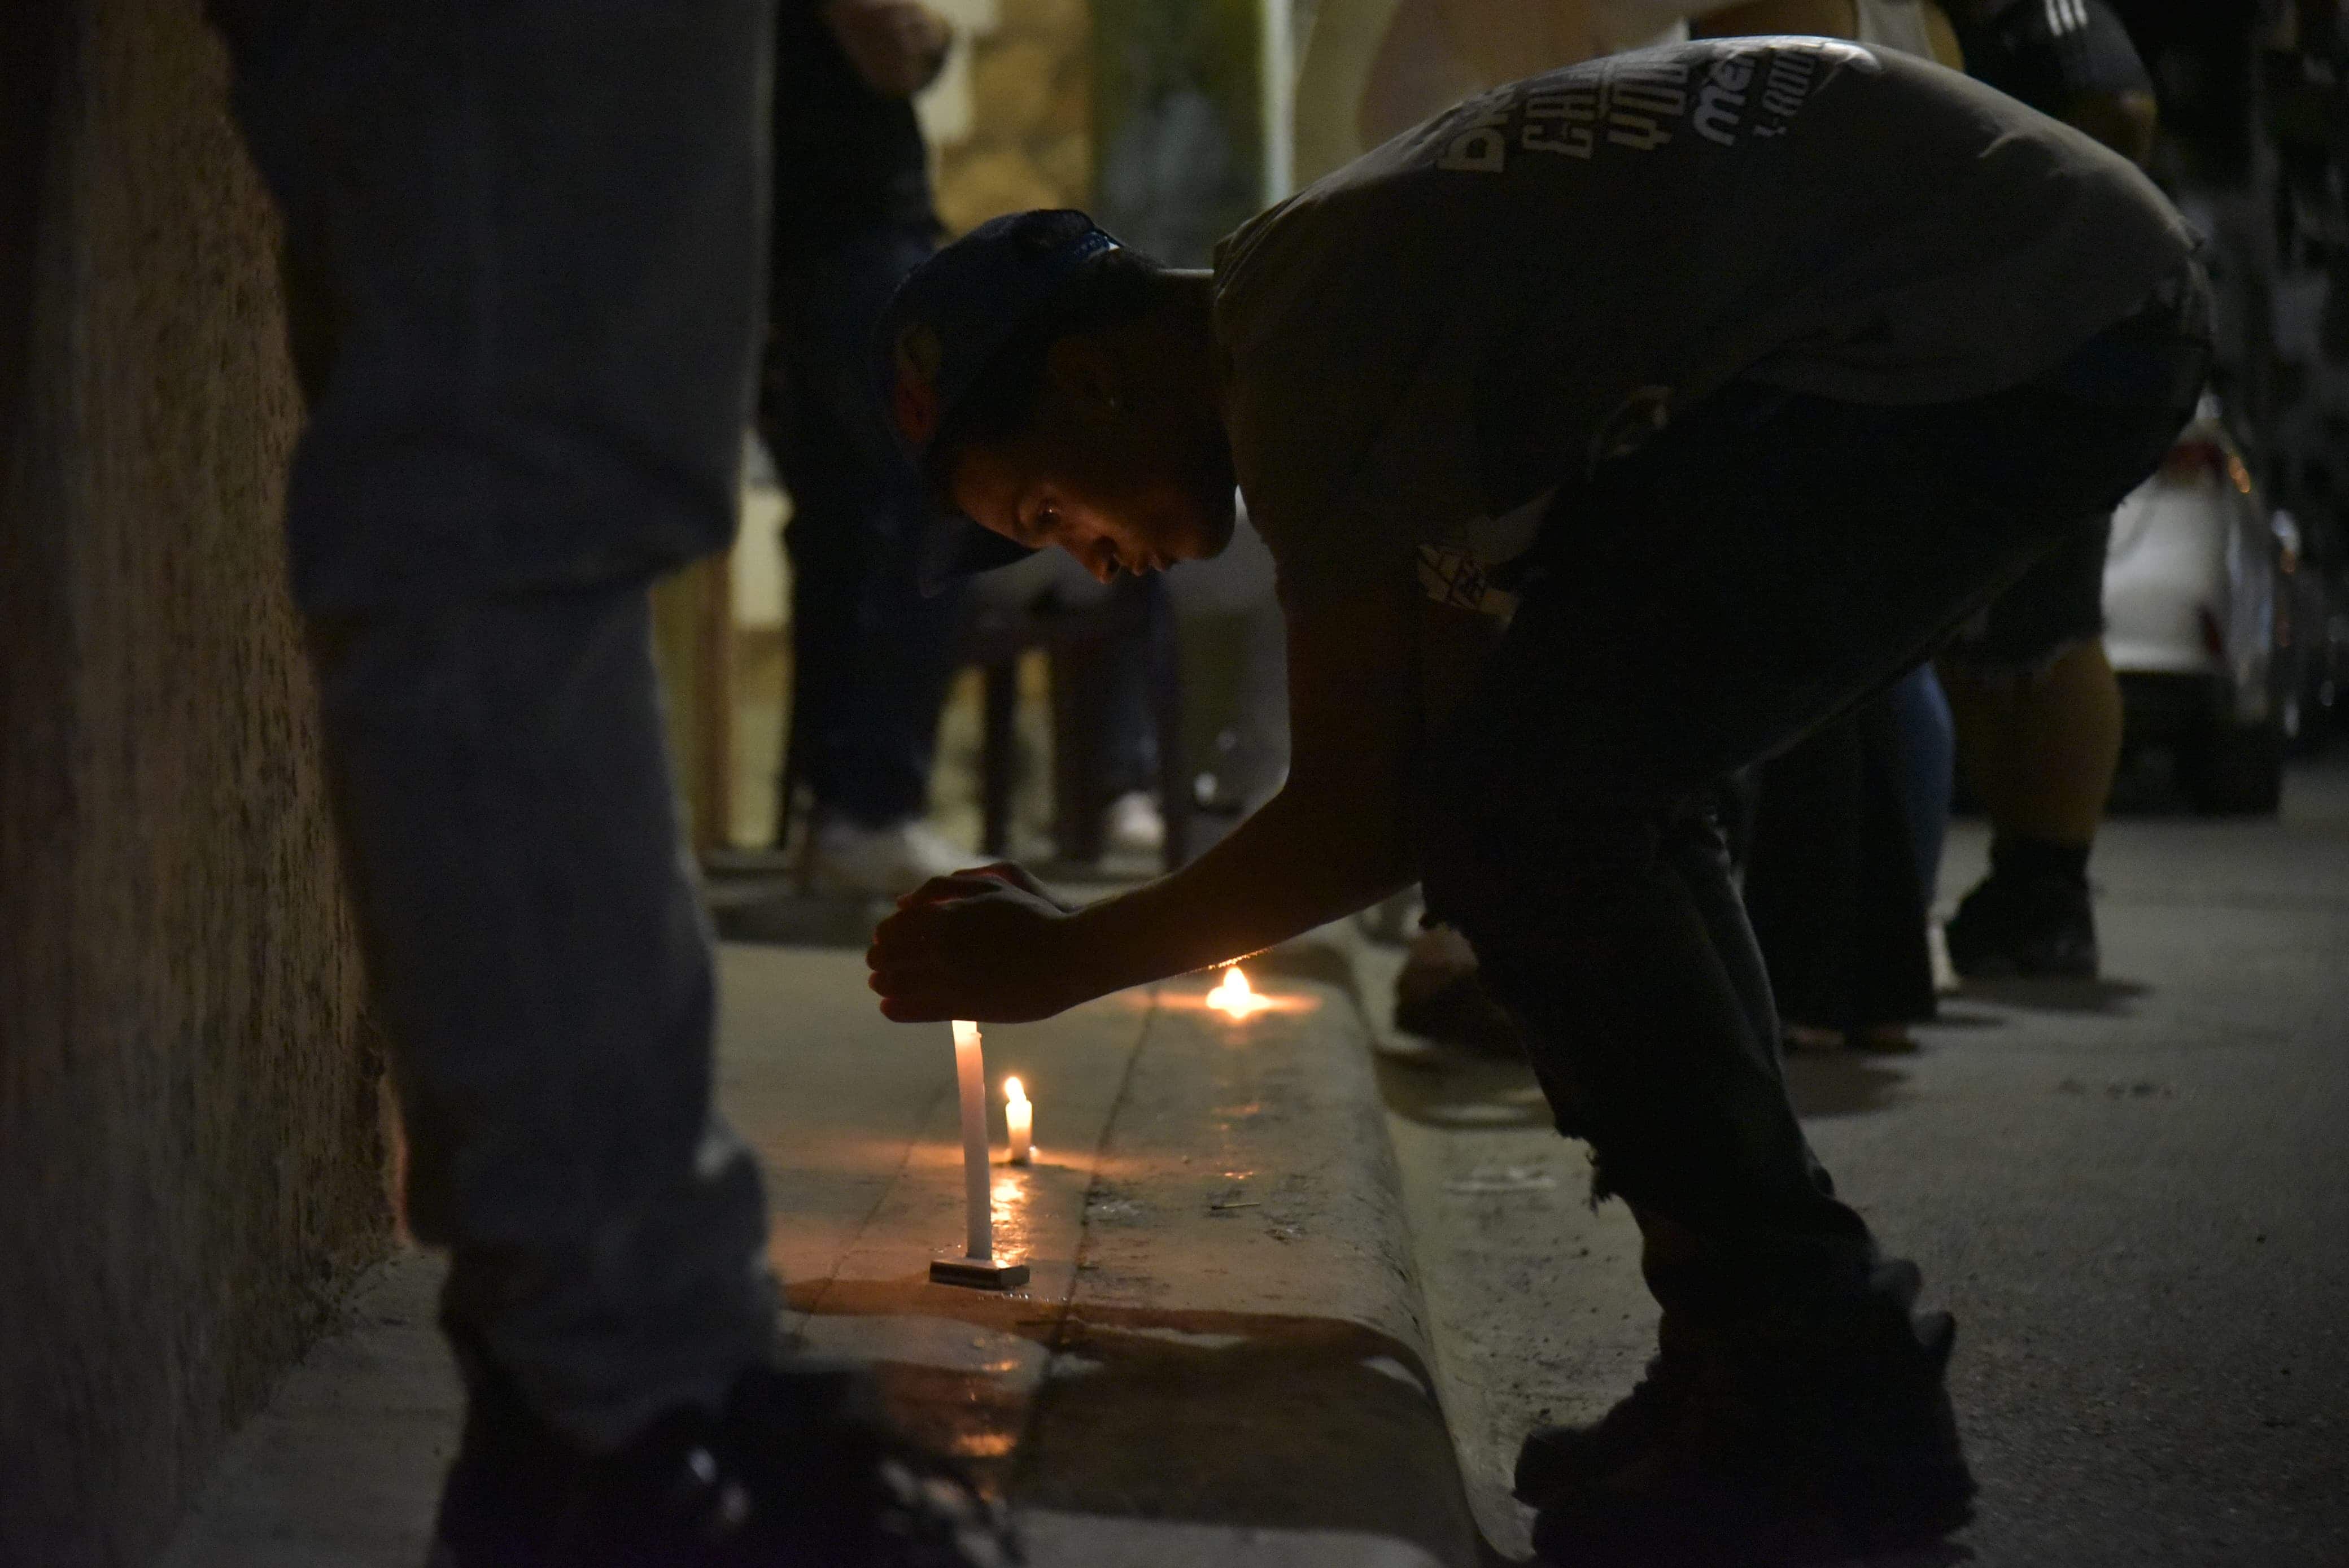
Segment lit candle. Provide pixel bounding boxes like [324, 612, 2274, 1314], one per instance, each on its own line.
[952, 1020, 991, 1261]
[1206, 964, 1272, 1019]
[1005, 1076, 1033, 1165]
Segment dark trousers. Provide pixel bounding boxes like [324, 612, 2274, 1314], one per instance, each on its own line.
[1418, 285, 2208, 1310]
[763, 225, 960, 830]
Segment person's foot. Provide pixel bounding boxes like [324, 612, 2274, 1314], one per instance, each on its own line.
[1517, 1285, 1973, 1566]
[1848, 1023, 1919, 1055]
[1778, 1022, 1844, 1055]
[1779, 1021, 1918, 1055]
[1512, 1356, 1686, 1506]
[1943, 870, 2098, 979]
[1394, 926, 1525, 1058]
[802, 816, 970, 898]
[1928, 919, 1962, 995]
[429, 1360, 1020, 1568]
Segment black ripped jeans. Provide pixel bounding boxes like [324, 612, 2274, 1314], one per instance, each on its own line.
[1416, 279, 2209, 1315]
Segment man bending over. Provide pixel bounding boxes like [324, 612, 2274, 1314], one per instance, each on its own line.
[868, 37, 2206, 1566]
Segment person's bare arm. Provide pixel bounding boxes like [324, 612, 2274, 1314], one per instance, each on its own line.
[867, 571, 1429, 1022]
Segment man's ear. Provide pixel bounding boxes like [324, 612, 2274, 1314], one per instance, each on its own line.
[1042, 337, 1124, 425]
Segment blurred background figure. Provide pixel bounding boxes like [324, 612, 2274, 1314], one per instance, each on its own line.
[1742, 692, 1942, 1055]
[764, 0, 966, 896]
[1935, 0, 2160, 980]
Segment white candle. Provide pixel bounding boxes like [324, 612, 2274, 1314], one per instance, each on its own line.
[951, 1020, 992, 1260]
[1005, 1076, 1033, 1165]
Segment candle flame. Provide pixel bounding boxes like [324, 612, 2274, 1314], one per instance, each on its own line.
[1206, 965, 1272, 1019]
[1004, 1076, 1026, 1105]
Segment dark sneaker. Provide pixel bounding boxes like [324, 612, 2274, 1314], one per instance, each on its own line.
[1521, 1300, 1974, 1567]
[1513, 1357, 1686, 1506]
[1944, 871, 2098, 979]
[427, 1360, 1020, 1568]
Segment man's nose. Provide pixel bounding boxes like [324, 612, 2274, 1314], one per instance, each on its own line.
[1081, 537, 1118, 584]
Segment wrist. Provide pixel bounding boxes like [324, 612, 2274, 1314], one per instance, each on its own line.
[1047, 899, 1133, 1010]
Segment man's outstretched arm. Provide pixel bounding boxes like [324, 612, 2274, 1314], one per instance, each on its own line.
[867, 569, 1428, 1022]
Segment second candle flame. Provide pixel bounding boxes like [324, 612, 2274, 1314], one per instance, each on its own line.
[1003, 1075, 1033, 1164]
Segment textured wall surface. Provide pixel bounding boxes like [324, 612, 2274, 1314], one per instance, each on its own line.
[0, 5, 391, 1565]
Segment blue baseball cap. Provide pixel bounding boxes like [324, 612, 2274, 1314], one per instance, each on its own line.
[876, 208, 1123, 589]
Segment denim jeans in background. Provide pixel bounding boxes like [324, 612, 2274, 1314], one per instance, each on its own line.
[1886, 664, 1957, 906]
[217, 0, 782, 1449]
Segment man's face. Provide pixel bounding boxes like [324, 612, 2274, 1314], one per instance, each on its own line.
[948, 340, 1236, 584]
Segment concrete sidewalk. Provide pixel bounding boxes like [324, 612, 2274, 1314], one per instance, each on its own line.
[159, 942, 1478, 1568]
[1351, 762, 2349, 1567]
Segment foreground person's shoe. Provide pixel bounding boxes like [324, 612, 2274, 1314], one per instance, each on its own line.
[1512, 1358, 1686, 1506]
[1519, 1295, 1973, 1566]
[428, 1361, 1020, 1568]
[1943, 870, 2098, 979]
[802, 816, 970, 899]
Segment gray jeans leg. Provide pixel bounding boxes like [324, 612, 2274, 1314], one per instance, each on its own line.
[318, 589, 775, 1449]
[215, 0, 780, 1448]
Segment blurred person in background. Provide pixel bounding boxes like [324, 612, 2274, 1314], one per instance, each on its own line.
[205, 2, 1015, 1562]
[1936, 0, 2162, 979]
[1742, 697, 1942, 1055]
[767, 0, 971, 896]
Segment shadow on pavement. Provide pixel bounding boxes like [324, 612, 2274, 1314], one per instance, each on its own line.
[1921, 1006, 2006, 1030]
[1785, 1053, 1913, 1119]
[1372, 1052, 1555, 1133]
[1955, 976, 2150, 1015]
[787, 1275, 1488, 1566]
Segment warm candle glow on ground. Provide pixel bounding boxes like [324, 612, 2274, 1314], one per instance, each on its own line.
[1151, 964, 1320, 1017]
[1206, 966, 1273, 1019]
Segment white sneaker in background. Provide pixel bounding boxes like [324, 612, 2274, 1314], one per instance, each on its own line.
[1104, 789, 1165, 856]
[802, 815, 970, 898]
[1928, 919, 1961, 995]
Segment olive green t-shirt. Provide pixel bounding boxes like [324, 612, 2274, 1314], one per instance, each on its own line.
[1211, 37, 2199, 610]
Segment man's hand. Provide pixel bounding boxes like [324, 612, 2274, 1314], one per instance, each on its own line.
[866, 579, 1426, 1025]
[867, 863, 1082, 1023]
[823, 0, 952, 98]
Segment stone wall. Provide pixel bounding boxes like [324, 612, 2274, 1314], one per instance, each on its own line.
[0, 5, 391, 1565]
